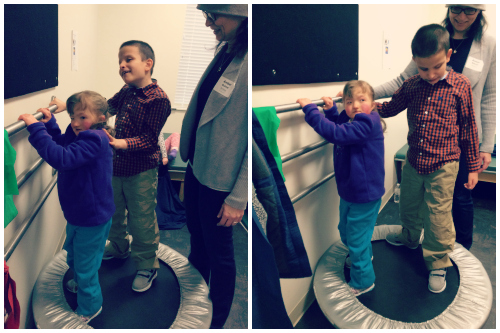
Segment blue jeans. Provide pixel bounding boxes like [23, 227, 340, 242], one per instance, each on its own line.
[452, 151, 474, 249]
[64, 219, 111, 316]
[339, 198, 381, 289]
[184, 165, 236, 329]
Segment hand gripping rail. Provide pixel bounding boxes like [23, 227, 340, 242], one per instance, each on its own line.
[5, 103, 58, 137]
[274, 97, 342, 203]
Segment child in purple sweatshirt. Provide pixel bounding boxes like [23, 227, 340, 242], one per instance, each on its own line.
[18, 91, 115, 324]
[297, 80, 385, 296]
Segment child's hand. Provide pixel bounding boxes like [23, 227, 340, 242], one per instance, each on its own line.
[297, 98, 312, 108]
[336, 91, 343, 98]
[18, 114, 39, 126]
[162, 157, 169, 165]
[37, 108, 53, 123]
[321, 96, 336, 111]
[464, 172, 478, 190]
[49, 97, 67, 114]
[103, 129, 128, 150]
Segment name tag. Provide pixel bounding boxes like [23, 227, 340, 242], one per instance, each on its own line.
[213, 76, 235, 98]
[465, 57, 484, 72]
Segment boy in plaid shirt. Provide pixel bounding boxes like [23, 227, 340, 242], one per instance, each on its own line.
[378, 25, 479, 293]
[50, 40, 170, 292]
[102, 40, 170, 292]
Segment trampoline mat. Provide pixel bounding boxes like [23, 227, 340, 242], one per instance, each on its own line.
[62, 256, 181, 329]
[344, 240, 460, 323]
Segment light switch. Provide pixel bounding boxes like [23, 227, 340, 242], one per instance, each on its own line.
[72, 30, 78, 71]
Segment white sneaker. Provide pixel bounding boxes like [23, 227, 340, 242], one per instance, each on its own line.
[77, 306, 102, 324]
[428, 268, 447, 293]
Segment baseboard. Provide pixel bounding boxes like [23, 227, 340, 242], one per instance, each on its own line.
[380, 183, 397, 212]
[289, 283, 317, 327]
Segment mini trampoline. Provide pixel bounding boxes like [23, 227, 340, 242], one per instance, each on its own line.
[313, 224, 492, 329]
[32, 242, 212, 329]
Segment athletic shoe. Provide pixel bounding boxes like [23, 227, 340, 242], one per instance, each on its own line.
[345, 255, 373, 268]
[66, 279, 78, 293]
[77, 306, 102, 324]
[385, 232, 419, 250]
[428, 268, 447, 293]
[132, 269, 157, 292]
[349, 283, 375, 296]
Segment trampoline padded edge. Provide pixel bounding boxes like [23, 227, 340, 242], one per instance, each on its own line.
[32, 243, 212, 329]
[313, 224, 493, 329]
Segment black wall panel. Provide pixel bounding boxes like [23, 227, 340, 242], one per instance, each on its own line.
[253, 4, 358, 86]
[5, 4, 58, 99]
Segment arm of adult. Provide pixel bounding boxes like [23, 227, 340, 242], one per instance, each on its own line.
[477, 37, 496, 171]
[48, 97, 67, 114]
[373, 60, 418, 100]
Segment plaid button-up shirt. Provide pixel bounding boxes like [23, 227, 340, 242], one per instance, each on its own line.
[108, 80, 171, 177]
[377, 69, 480, 175]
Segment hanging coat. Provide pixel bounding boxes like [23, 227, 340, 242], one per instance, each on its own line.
[252, 114, 312, 279]
[4, 129, 19, 227]
[155, 163, 187, 230]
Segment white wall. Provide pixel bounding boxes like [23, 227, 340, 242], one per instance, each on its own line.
[3, 4, 189, 328]
[252, 4, 490, 325]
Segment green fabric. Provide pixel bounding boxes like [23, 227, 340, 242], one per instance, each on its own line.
[4, 129, 19, 227]
[253, 106, 285, 181]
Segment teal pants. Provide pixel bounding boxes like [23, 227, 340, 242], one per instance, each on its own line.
[339, 198, 381, 289]
[65, 219, 111, 316]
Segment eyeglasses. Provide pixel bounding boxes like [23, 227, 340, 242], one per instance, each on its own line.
[203, 11, 217, 23]
[449, 6, 478, 15]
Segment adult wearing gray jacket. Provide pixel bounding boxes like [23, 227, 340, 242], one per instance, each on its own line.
[179, 4, 248, 329]
[374, 4, 495, 250]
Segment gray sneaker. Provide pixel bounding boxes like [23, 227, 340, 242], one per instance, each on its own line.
[132, 269, 157, 292]
[66, 279, 78, 293]
[385, 232, 419, 250]
[428, 268, 447, 293]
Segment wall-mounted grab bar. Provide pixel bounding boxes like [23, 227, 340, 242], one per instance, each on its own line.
[281, 140, 330, 164]
[291, 171, 335, 204]
[275, 97, 342, 114]
[5, 103, 58, 137]
[4, 174, 58, 262]
[17, 157, 45, 189]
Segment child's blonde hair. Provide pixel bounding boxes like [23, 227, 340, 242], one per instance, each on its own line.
[342, 80, 386, 132]
[66, 91, 115, 136]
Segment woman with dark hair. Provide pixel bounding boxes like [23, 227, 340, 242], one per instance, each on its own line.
[179, 4, 248, 329]
[373, 4, 495, 250]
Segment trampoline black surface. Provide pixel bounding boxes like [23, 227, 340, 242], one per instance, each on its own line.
[62, 256, 181, 329]
[344, 240, 460, 323]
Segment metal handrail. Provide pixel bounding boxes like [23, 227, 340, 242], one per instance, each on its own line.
[17, 157, 45, 189]
[5, 102, 58, 137]
[4, 174, 58, 262]
[281, 140, 330, 164]
[291, 171, 335, 204]
[275, 97, 343, 114]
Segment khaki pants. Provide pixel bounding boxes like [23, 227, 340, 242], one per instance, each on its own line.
[106, 168, 160, 270]
[400, 157, 459, 270]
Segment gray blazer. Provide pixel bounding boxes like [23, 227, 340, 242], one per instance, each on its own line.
[374, 34, 496, 153]
[180, 47, 248, 210]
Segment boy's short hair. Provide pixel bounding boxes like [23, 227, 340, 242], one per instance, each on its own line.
[411, 24, 450, 58]
[342, 80, 375, 103]
[120, 40, 155, 75]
